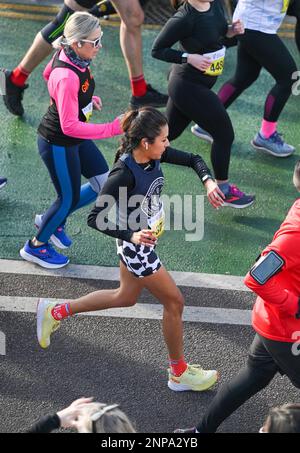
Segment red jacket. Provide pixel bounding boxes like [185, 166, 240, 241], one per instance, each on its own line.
[244, 199, 300, 343]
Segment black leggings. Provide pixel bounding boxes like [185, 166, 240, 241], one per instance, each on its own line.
[167, 74, 234, 181]
[218, 30, 297, 122]
[196, 334, 300, 433]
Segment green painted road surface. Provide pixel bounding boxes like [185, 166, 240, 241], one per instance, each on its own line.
[0, 17, 299, 275]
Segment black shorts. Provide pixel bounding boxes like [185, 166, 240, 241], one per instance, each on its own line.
[117, 239, 161, 278]
[288, 0, 300, 19]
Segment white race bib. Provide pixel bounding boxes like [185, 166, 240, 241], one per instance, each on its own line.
[82, 101, 93, 122]
[203, 47, 226, 77]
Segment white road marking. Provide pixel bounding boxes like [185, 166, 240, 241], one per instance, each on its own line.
[0, 259, 250, 292]
[0, 296, 252, 326]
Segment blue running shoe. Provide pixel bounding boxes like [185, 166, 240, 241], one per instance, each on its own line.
[35, 214, 72, 249]
[0, 176, 7, 190]
[191, 124, 213, 144]
[251, 132, 295, 157]
[20, 240, 69, 269]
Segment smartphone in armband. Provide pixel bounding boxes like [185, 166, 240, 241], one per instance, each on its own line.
[250, 251, 285, 285]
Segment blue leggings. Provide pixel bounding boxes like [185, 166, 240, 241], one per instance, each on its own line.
[37, 136, 109, 243]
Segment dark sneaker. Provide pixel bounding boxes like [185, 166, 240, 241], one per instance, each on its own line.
[20, 240, 69, 269]
[223, 184, 255, 209]
[0, 69, 28, 116]
[174, 427, 197, 434]
[0, 176, 7, 190]
[130, 84, 168, 108]
[251, 131, 295, 158]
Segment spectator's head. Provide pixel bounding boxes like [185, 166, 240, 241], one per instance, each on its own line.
[262, 403, 300, 433]
[293, 160, 300, 192]
[75, 402, 136, 433]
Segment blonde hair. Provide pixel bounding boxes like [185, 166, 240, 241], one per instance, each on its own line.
[52, 12, 101, 49]
[76, 402, 136, 433]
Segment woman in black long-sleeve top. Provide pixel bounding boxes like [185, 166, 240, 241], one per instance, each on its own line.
[36, 107, 224, 393]
[152, 0, 255, 209]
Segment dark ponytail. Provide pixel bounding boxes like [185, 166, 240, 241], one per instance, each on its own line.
[170, 0, 185, 10]
[114, 107, 168, 163]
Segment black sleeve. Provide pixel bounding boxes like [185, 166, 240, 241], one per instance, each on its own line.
[26, 414, 60, 433]
[151, 12, 190, 64]
[222, 35, 238, 48]
[87, 161, 135, 242]
[161, 147, 213, 183]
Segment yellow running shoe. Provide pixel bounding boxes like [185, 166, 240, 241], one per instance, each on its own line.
[37, 299, 60, 349]
[168, 364, 218, 392]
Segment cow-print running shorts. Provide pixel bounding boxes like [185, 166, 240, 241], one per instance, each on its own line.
[116, 239, 162, 278]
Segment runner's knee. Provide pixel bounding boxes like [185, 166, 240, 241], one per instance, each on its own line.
[164, 293, 185, 314]
[41, 4, 74, 44]
[120, 4, 144, 29]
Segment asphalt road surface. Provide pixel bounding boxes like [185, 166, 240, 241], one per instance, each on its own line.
[0, 261, 299, 434]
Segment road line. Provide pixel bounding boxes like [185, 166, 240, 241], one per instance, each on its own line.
[0, 10, 52, 20]
[0, 259, 250, 292]
[0, 2, 59, 12]
[0, 296, 252, 326]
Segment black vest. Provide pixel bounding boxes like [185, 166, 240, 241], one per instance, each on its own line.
[119, 154, 165, 238]
[38, 50, 95, 146]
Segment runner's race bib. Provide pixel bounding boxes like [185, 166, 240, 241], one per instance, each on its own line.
[82, 101, 93, 122]
[203, 47, 226, 77]
[282, 0, 290, 13]
[148, 205, 165, 238]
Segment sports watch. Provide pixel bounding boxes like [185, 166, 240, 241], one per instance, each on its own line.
[181, 52, 189, 64]
[201, 174, 214, 184]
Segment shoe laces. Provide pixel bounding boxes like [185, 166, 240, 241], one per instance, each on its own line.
[187, 364, 205, 375]
[146, 84, 163, 97]
[47, 305, 61, 331]
[39, 242, 58, 257]
[270, 131, 284, 145]
[146, 84, 156, 92]
[229, 184, 245, 198]
[51, 321, 60, 332]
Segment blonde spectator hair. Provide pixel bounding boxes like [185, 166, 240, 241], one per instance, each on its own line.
[76, 402, 136, 433]
[293, 160, 300, 192]
[52, 12, 101, 49]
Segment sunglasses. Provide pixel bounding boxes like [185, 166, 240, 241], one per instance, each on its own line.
[91, 404, 119, 433]
[80, 32, 103, 48]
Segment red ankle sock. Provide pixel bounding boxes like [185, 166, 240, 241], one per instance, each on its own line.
[10, 65, 30, 87]
[169, 356, 188, 377]
[131, 74, 147, 97]
[51, 302, 72, 321]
